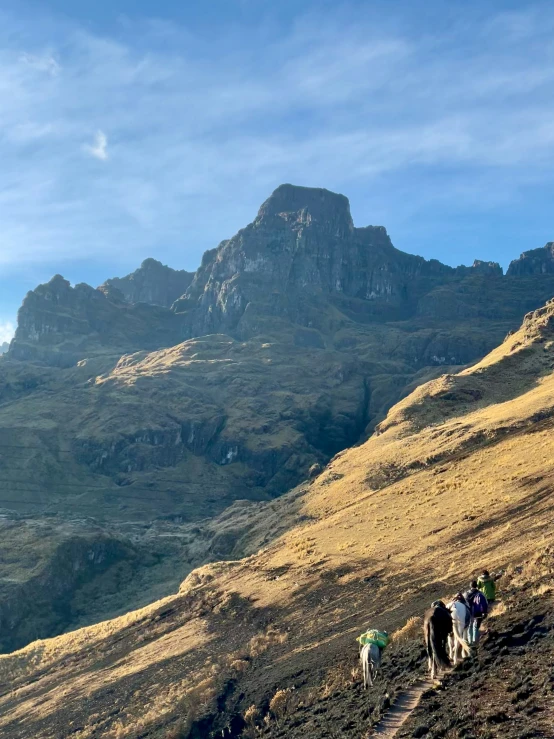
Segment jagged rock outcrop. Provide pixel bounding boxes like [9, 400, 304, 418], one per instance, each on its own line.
[0, 343, 9, 355]
[4, 183, 554, 526]
[10, 274, 184, 366]
[174, 185, 550, 340]
[10, 186, 554, 370]
[175, 185, 459, 336]
[457, 259, 503, 277]
[507, 242, 554, 275]
[102, 258, 194, 307]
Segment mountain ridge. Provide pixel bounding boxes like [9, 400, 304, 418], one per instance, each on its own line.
[0, 293, 552, 738]
[102, 258, 194, 308]
[10, 184, 552, 365]
[1, 183, 554, 655]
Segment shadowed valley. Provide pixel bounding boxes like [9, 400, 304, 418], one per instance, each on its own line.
[0, 274, 553, 738]
[1, 184, 554, 658]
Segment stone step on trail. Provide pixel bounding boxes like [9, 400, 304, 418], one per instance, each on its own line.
[368, 677, 439, 738]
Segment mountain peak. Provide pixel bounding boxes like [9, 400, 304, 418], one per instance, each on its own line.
[257, 184, 353, 230]
[507, 242, 554, 276]
[101, 260, 194, 308]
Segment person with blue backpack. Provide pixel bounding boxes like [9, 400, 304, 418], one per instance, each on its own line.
[464, 580, 488, 645]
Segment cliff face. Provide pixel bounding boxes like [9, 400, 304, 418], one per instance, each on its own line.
[10, 274, 184, 366]
[507, 242, 554, 275]
[11, 186, 554, 369]
[1, 183, 554, 652]
[102, 258, 194, 308]
[174, 185, 552, 341]
[176, 185, 458, 336]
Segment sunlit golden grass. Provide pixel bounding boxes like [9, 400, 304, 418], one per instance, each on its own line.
[392, 616, 423, 644]
[248, 626, 288, 658]
[0, 595, 175, 683]
[2, 306, 554, 737]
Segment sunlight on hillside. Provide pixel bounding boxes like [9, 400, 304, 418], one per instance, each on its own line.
[1, 302, 553, 738]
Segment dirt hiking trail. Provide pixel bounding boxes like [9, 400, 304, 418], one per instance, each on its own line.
[370, 678, 438, 737]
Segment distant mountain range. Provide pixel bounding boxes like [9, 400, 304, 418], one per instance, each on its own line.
[6, 184, 554, 516]
[2, 256, 553, 738]
[0, 183, 553, 652]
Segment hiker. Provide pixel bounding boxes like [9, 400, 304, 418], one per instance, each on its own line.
[477, 570, 498, 603]
[464, 580, 488, 645]
[357, 628, 390, 688]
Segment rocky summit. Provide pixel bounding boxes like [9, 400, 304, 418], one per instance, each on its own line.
[102, 258, 194, 308]
[1, 184, 554, 649]
[506, 241, 554, 275]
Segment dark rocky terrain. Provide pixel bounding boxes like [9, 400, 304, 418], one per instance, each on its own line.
[1, 183, 554, 652]
[507, 241, 554, 276]
[397, 559, 554, 739]
[0, 296, 553, 738]
[102, 258, 194, 308]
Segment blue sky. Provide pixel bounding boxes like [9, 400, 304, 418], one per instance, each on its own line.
[1, 0, 554, 341]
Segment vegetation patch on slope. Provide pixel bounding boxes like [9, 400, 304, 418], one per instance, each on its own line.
[0, 301, 553, 737]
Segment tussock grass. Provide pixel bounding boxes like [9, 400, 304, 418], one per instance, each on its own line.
[269, 688, 294, 719]
[320, 662, 360, 698]
[392, 616, 423, 644]
[248, 626, 288, 658]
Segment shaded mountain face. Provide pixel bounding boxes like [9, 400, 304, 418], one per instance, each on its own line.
[5, 184, 554, 521]
[174, 185, 554, 340]
[10, 275, 185, 367]
[507, 241, 554, 275]
[102, 258, 194, 308]
[10, 184, 554, 366]
[1, 185, 554, 654]
[175, 184, 495, 337]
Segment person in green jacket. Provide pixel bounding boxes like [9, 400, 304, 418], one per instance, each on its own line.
[477, 570, 497, 602]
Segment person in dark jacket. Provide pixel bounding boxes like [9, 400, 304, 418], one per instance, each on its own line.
[464, 580, 488, 644]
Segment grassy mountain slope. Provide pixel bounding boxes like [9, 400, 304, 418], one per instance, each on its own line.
[0, 332, 370, 519]
[3, 184, 554, 657]
[1, 301, 553, 738]
[0, 514, 221, 654]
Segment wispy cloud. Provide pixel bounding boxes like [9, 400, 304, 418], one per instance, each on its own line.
[0, 1, 553, 298]
[84, 130, 109, 161]
[19, 52, 60, 76]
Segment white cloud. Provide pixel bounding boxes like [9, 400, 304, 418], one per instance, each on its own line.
[0, 2, 553, 281]
[0, 322, 15, 345]
[84, 130, 109, 161]
[20, 52, 60, 76]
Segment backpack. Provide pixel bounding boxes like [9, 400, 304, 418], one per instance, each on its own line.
[357, 629, 390, 649]
[468, 590, 487, 617]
